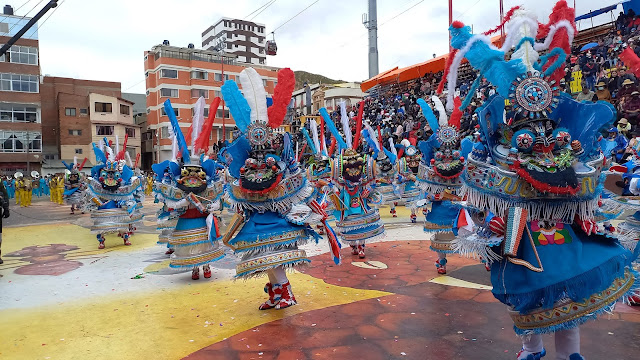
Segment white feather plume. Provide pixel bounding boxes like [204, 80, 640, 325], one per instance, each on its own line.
[105, 144, 115, 162]
[125, 151, 134, 168]
[431, 96, 448, 126]
[389, 138, 398, 158]
[168, 125, 178, 162]
[192, 96, 206, 149]
[310, 119, 322, 155]
[401, 139, 411, 148]
[73, 156, 78, 168]
[238, 68, 268, 123]
[340, 101, 352, 148]
[364, 122, 380, 151]
[506, 9, 539, 72]
[115, 135, 120, 154]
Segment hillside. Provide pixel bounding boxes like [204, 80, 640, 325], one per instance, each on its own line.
[293, 70, 343, 90]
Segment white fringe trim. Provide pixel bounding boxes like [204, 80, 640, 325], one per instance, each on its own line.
[226, 184, 315, 215]
[452, 234, 503, 264]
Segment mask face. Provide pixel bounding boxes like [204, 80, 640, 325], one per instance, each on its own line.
[69, 173, 80, 184]
[377, 157, 393, 174]
[239, 154, 282, 193]
[341, 150, 364, 183]
[177, 165, 207, 194]
[406, 154, 421, 173]
[99, 169, 121, 192]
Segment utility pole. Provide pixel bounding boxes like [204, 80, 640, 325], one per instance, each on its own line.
[213, 36, 227, 143]
[362, 0, 379, 78]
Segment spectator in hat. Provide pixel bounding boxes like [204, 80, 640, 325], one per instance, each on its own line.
[618, 118, 632, 137]
[618, 67, 637, 88]
[595, 81, 612, 103]
[618, 78, 637, 98]
[619, 91, 640, 129]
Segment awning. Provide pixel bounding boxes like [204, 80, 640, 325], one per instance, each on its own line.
[575, 2, 625, 21]
[361, 34, 504, 92]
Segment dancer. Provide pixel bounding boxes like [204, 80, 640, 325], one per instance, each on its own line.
[4, 176, 15, 200]
[83, 138, 144, 249]
[445, 3, 638, 359]
[415, 96, 473, 274]
[396, 138, 421, 223]
[375, 138, 401, 218]
[219, 67, 338, 309]
[62, 157, 87, 214]
[152, 97, 226, 279]
[31, 171, 41, 198]
[321, 104, 385, 259]
[0, 178, 9, 264]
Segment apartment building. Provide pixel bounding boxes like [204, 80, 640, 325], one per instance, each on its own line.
[144, 43, 279, 163]
[201, 18, 267, 65]
[0, 5, 42, 175]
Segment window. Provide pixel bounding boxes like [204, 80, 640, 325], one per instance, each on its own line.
[65, 107, 76, 116]
[95, 102, 112, 113]
[160, 88, 179, 98]
[79, 108, 88, 115]
[0, 131, 41, 152]
[160, 68, 178, 79]
[125, 127, 136, 137]
[191, 70, 208, 80]
[160, 126, 169, 139]
[96, 125, 114, 135]
[75, 148, 83, 154]
[0, 45, 38, 65]
[216, 109, 230, 119]
[213, 90, 221, 98]
[191, 88, 209, 98]
[214, 73, 230, 82]
[192, 108, 210, 117]
[120, 104, 130, 115]
[161, 108, 179, 117]
[0, 73, 38, 93]
[142, 131, 154, 141]
[0, 104, 38, 123]
[68, 129, 82, 136]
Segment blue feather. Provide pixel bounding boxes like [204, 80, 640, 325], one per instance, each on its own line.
[61, 160, 73, 171]
[301, 128, 317, 155]
[92, 143, 107, 165]
[460, 137, 474, 159]
[164, 99, 190, 164]
[361, 129, 379, 158]
[320, 108, 348, 150]
[383, 147, 397, 164]
[417, 98, 439, 133]
[221, 80, 251, 133]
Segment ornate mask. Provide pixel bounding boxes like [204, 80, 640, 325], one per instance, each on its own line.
[341, 149, 364, 183]
[177, 165, 207, 194]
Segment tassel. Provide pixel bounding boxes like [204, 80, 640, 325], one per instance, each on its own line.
[268, 68, 296, 129]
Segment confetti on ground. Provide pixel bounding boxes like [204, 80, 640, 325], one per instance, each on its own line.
[130, 274, 145, 279]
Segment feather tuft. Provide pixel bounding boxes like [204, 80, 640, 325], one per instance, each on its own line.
[417, 98, 440, 133]
[164, 99, 190, 164]
[309, 119, 321, 155]
[238, 68, 268, 123]
[450, 97, 463, 129]
[431, 96, 448, 126]
[268, 68, 295, 129]
[352, 101, 364, 150]
[221, 80, 251, 133]
[194, 97, 221, 155]
[340, 101, 352, 148]
[320, 108, 348, 151]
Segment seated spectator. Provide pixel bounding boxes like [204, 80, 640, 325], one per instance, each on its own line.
[575, 85, 596, 102]
[608, 69, 620, 95]
[618, 118, 632, 137]
[618, 67, 637, 88]
[595, 81, 612, 103]
[618, 78, 637, 98]
[619, 91, 640, 128]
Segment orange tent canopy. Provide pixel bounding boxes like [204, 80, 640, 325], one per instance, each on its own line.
[361, 34, 504, 92]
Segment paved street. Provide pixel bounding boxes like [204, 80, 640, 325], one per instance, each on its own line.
[0, 200, 638, 360]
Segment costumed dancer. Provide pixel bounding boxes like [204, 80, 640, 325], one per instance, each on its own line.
[415, 96, 473, 274]
[0, 178, 9, 264]
[395, 138, 422, 223]
[63, 157, 88, 215]
[154, 163, 178, 255]
[152, 97, 226, 279]
[303, 116, 335, 235]
[83, 137, 144, 249]
[321, 103, 385, 259]
[375, 137, 401, 217]
[145, 174, 153, 196]
[4, 176, 15, 199]
[55, 174, 65, 205]
[31, 171, 41, 198]
[219, 67, 339, 309]
[40, 174, 49, 198]
[444, 4, 638, 359]
[15, 172, 32, 207]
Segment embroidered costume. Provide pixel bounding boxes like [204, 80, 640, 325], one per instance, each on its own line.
[415, 96, 473, 274]
[444, 3, 638, 359]
[219, 67, 337, 310]
[395, 139, 421, 223]
[321, 104, 385, 259]
[152, 96, 226, 280]
[83, 138, 144, 249]
[375, 138, 401, 217]
[62, 157, 88, 214]
[14, 172, 32, 207]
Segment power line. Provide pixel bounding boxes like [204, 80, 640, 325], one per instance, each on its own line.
[25, 0, 64, 38]
[379, 0, 424, 27]
[244, 0, 275, 20]
[457, 0, 483, 19]
[0, 0, 34, 23]
[249, 0, 276, 21]
[271, 0, 320, 34]
[6, 0, 44, 35]
[123, 78, 145, 92]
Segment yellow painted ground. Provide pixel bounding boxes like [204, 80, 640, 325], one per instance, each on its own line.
[430, 275, 493, 290]
[0, 272, 389, 360]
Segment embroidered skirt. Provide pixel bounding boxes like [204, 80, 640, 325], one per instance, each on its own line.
[229, 211, 317, 279]
[334, 210, 385, 246]
[169, 216, 224, 269]
[90, 206, 143, 234]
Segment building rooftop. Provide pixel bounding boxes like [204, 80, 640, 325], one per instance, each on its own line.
[148, 44, 237, 65]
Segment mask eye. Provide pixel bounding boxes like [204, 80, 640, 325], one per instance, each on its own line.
[114, 172, 121, 179]
[198, 171, 206, 179]
[181, 169, 189, 177]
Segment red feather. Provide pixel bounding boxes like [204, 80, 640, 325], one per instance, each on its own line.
[78, 157, 88, 171]
[483, 6, 520, 36]
[619, 47, 640, 78]
[537, 1, 576, 84]
[194, 97, 221, 154]
[115, 134, 128, 161]
[352, 101, 364, 149]
[450, 97, 463, 129]
[268, 68, 295, 129]
[451, 21, 465, 28]
[377, 125, 383, 150]
[437, 49, 458, 94]
[328, 138, 337, 157]
[297, 143, 307, 162]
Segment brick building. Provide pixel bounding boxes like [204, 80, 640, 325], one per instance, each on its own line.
[0, 6, 42, 175]
[144, 43, 280, 163]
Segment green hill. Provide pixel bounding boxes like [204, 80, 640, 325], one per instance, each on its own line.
[293, 70, 343, 90]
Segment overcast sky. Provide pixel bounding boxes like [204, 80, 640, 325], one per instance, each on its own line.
[5, 0, 623, 93]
